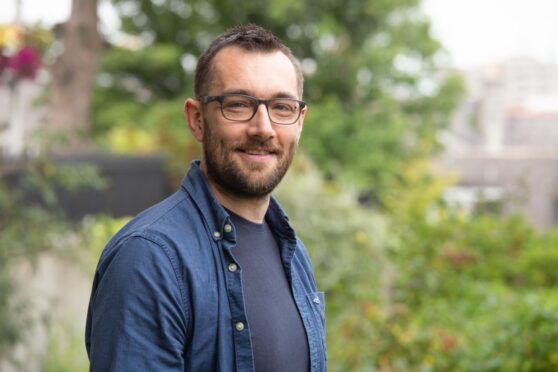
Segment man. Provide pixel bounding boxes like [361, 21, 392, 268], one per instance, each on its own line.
[85, 24, 326, 371]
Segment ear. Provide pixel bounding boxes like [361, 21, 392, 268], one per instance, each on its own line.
[184, 98, 204, 142]
[295, 105, 307, 142]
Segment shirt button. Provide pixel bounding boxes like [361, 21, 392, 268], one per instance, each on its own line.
[224, 224, 232, 233]
[213, 231, 221, 238]
[235, 322, 245, 331]
[228, 263, 238, 272]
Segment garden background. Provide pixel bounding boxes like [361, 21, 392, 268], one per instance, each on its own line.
[1, 0, 558, 370]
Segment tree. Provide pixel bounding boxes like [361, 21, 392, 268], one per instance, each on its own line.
[48, 0, 103, 151]
[93, 0, 463, 199]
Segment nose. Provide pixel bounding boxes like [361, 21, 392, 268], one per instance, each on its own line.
[247, 103, 275, 139]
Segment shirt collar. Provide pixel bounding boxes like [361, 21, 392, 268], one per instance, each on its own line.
[181, 160, 230, 241]
[181, 160, 296, 244]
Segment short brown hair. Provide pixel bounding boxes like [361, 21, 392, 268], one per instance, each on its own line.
[194, 24, 303, 98]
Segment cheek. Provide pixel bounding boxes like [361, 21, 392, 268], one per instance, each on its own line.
[207, 124, 244, 149]
[218, 129, 242, 145]
[278, 127, 301, 144]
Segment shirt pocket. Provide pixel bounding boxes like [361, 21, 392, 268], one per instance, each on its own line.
[306, 291, 327, 361]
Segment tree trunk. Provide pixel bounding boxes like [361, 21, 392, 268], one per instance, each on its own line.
[48, 0, 102, 152]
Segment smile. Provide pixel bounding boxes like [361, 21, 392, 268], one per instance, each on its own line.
[237, 148, 278, 163]
[238, 148, 278, 155]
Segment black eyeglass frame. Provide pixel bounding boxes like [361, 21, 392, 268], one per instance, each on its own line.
[198, 94, 307, 125]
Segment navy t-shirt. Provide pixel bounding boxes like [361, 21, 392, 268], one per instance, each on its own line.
[229, 211, 310, 372]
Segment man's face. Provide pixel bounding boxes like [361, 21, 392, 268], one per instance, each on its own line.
[199, 46, 305, 198]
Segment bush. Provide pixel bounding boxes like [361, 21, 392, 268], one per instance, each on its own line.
[276, 157, 558, 370]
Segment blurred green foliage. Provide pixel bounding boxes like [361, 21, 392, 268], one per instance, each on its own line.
[93, 0, 464, 196]
[2, 0, 558, 370]
[43, 321, 89, 372]
[277, 156, 558, 371]
[86, 0, 558, 370]
[0, 156, 106, 366]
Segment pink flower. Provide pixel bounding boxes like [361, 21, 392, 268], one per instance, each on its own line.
[9, 46, 42, 80]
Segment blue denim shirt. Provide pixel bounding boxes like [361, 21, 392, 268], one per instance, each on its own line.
[85, 161, 326, 371]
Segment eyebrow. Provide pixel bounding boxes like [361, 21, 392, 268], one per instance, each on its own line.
[220, 89, 298, 100]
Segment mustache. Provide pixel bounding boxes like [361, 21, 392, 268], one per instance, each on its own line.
[234, 139, 281, 153]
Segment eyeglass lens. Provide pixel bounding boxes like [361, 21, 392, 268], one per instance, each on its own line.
[221, 95, 302, 124]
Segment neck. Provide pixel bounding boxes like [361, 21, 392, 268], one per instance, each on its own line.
[213, 186, 270, 224]
[201, 166, 270, 224]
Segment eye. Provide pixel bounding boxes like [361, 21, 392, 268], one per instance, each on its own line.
[270, 100, 296, 112]
[228, 101, 249, 108]
[223, 96, 253, 110]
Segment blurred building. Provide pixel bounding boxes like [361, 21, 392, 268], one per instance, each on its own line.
[440, 57, 558, 229]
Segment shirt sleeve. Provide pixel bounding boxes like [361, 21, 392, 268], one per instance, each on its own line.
[86, 236, 188, 371]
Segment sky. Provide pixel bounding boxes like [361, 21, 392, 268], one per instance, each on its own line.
[2, 0, 558, 69]
[423, 0, 558, 68]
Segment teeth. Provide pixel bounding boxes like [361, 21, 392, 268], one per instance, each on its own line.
[244, 150, 272, 155]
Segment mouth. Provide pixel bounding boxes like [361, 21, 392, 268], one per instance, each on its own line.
[236, 147, 279, 162]
[240, 148, 277, 155]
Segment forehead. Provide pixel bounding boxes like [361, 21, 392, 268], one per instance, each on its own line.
[208, 46, 299, 98]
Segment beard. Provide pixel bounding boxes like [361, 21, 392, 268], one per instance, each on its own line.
[202, 122, 297, 198]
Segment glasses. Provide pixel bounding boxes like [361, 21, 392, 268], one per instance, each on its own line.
[199, 94, 306, 125]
